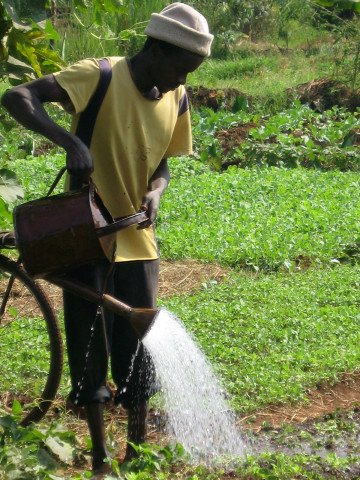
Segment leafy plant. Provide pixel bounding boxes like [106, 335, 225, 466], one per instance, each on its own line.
[118, 442, 187, 477]
[314, 0, 360, 14]
[0, 411, 79, 479]
[159, 159, 360, 270]
[0, 168, 23, 226]
[193, 102, 360, 171]
[0, 1, 64, 83]
[163, 263, 360, 413]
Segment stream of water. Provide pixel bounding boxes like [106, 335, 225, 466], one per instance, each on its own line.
[143, 308, 247, 466]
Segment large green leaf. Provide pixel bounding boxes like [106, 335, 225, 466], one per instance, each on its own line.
[338, 0, 360, 11]
[3, 0, 47, 26]
[74, 0, 127, 25]
[0, 168, 24, 203]
[315, 0, 337, 5]
[0, 2, 64, 83]
[0, 53, 34, 77]
[0, 197, 12, 221]
[314, 0, 360, 12]
[45, 436, 75, 464]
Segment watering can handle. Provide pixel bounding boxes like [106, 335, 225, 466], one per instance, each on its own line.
[46, 167, 93, 197]
[46, 167, 68, 197]
[96, 210, 149, 238]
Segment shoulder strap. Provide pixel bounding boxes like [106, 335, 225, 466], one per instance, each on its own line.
[75, 58, 112, 148]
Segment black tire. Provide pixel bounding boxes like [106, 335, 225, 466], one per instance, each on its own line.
[0, 254, 63, 425]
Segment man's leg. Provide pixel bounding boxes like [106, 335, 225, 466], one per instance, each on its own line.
[125, 401, 148, 460]
[63, 261, 112, 472]
[107, 259, 159, 460]
[84, 403, 110, 472]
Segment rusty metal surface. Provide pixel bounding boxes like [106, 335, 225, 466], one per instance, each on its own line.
[14, 185, 115, 277]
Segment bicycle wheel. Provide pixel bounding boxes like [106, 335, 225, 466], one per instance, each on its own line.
[0, 254, 63, 425]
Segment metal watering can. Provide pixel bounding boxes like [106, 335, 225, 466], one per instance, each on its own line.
[13, 177, 158, 339]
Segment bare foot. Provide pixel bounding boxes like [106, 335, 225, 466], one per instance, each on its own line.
[92, 447, 112, 474]
[91, 460, 113, 479]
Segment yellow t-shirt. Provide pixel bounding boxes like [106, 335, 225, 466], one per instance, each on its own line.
[54, 57, 192, 261]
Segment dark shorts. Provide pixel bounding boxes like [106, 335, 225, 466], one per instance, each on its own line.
[63, 258, 159, 408]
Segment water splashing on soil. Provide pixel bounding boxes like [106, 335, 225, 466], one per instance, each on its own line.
[143, 309, 246, 466]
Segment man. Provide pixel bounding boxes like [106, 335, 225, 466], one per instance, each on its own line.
[2, 2, 213, 474]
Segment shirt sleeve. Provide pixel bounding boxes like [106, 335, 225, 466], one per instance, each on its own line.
[53, 58, 101, 114]
[164, 86, 193, 158]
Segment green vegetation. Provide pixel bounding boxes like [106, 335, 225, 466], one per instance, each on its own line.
[192, 104, 360, 169]
[158, 159, 360, 270]
[0, 411, 79, 479]
[1, 411, 360, 479]
[162, 264, 360, 412]
[188, 51, 333, 96]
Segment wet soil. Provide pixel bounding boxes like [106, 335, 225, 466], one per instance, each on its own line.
[246, 408, 360, 460]
[57, 396, 360, 478]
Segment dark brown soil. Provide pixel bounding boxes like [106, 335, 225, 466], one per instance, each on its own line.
[239, 371, 360, 431]
[187, 85, 249, 111]
[352, 128, 360, 146]
[216, 123, 258, 156]
[287, 78, 360, 112]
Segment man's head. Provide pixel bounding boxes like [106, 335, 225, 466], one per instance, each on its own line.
[145, 2, 213, 57]
[141, 2, 213, 95]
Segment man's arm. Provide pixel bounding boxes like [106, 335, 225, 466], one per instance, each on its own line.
[1, 75, 93, 179]
[139, 158, 170, 228]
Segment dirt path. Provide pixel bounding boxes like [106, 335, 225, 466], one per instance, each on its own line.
[42, 259, 229, 309]
[239, 371, 360, 431]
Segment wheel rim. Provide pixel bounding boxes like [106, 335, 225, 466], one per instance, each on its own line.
[0, 257, 63, 424]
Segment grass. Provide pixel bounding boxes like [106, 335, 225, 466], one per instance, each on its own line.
[6, 155, 360, 271]
[11, 154, 66, 201]
[55, 0, 168, 63]
[187, 50, 335, 98]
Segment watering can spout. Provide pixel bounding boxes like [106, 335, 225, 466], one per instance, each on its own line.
[51, 276, 159, 340]
[128, 308, 159, 340]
